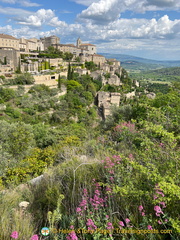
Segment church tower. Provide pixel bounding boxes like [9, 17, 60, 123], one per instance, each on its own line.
[76, 37, 82, 48]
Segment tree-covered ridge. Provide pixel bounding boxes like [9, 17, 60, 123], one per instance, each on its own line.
[145, 67, 180, 76]
[0, 67, 180, 239]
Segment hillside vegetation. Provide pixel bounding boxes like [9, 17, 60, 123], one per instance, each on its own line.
[0, 68, 180, 240]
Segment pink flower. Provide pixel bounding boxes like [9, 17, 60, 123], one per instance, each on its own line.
[109, 176, 114, 182]
[141, 212, 145, 216]
[66, 231, 78, 240]
[147, 225, 153, 230]
[153, 195, 158, 200]
[158, 220, 162, 224]
[107, 222, 114, 230]
[138, 205, 143, 211]
[70, 225, 74, 229]
[31, 235, 39, 240]
[159, 202, 166, 208]
[106, 215, 109, 219]
[154, 205, 163, 215]
[129, 154, 134, 159]
[125, 218, 130, 224]
[10, 231, 18, 239]
[106, 187, 112, 192]
[165, 219, 168, 222]
[156, 191, 165, 197]
[76, 207, 81, 213]
[119, 221, 124, 227]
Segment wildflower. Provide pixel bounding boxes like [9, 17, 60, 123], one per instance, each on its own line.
[31, 235, 39, 240]
[141, 212, 145, 216]
[153, 195, 158, 200]
[66, 231, 78, 240]
[156, 191, 165, 197]
[159, 202, 166, 208]
[86, 219, 97, 229]
[10, 231, 18, 239]
[107, 222, 114, 230]
[119, 221, 124, 227]
[106, 186, 111, 192]
[76, 207, 81, 213]
[125, 218, 130, 224]
[138, 205, 143, 211]
[147, 225, 153, 230]
[106, 215, 109, 219]
[80, 199, 87, 209]
[165, 219, 168, 222]
[83, 189, 88, 195]
[70, 225, 74, 229]
[158, 220, 162, 224]
[129, 154, 134, 159]
[110, 176, 114, 182]
[95, 189, 100, 195]
[154, 205, 163, 216]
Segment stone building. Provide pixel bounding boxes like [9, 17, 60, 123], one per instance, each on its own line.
[40, 35, 60, 50]
[97, 91, 121, 119]
[0, 33, 19, 50]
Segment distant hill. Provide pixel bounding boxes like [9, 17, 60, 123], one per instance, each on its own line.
[99, 53, 180, 71]
[146, 67, 180, 76]
[129, 66, 180, 83]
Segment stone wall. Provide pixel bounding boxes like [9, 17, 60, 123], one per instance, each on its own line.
[97, 91, 121, 119]
[0, 49, 20, 71]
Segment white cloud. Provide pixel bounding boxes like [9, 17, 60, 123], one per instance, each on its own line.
[0, 5, 32, 16]
[0, 0, 40, 7]
[49, 17, 67, 27]
[17, 9, 55, 27]
[70, 0, 99, 6]
[77, 0, 180, 24]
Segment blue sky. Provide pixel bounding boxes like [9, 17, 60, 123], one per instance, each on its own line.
[0, 0, 180, 60]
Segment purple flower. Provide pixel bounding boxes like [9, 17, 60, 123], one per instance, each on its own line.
[138, 205, 143, 211]
[31, 235, 39, 240]
[107, 222, 114, 230]
[66, 231, 78, 240]
[154, 205, 163, 215]
[119, 221, 124, 227]
[76, 207, 81, 213]
[159, 202, 166, 208]
[125, 218, 130, 224]
[10, 231, 18, 239]
[147, 225, 153, 230]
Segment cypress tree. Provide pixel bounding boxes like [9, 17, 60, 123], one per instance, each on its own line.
[58, 74, 61, 89]
[70, 68, 74, 80]
[67, 62, 71, 80]
[4, 56, 7, 65]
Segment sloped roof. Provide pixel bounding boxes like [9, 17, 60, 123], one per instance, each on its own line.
[0, 33, 18, 40]
[80, 43, 96, 46]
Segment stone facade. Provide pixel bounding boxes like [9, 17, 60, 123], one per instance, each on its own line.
[97, 91, 121, 119]
[0, 48, 20, 71]
[0, 33, 19, 50]
[41, 35, 60, 50]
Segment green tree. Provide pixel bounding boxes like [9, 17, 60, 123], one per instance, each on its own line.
[58, 74, 61, 89]
[13, 73, 35, 85]
[67, 63, 71, 80]
[4, 56, 7, 65]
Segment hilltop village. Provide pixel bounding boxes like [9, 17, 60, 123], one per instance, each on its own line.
[0, 34, 180, 240]
[0, 33, 143, 118]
